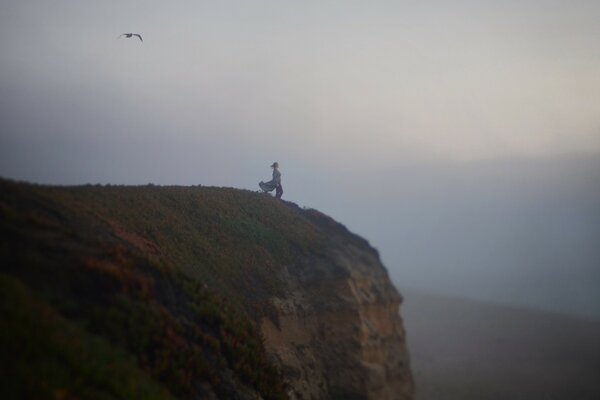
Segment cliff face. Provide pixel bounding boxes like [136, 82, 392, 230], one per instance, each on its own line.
[262, 210, 413, 400]
[0, 179, 413, 399]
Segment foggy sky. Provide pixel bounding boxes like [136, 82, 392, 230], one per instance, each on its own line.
[1, 1, 599, 317]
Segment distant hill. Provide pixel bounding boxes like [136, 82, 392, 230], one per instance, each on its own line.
[402, 291, 600, 400]
[0, 178, 413, 399]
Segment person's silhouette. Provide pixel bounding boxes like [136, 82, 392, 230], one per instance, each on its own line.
[259, 162, 283, 199]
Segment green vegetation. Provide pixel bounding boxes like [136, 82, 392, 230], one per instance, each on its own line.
[0, 179, 337, 399]
[43, 184, 327, 314]
[0, 274, 173, 400]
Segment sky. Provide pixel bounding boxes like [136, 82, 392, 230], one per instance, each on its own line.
[1, 1, 599, 317]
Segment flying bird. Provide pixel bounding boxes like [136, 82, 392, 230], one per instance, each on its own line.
[118, 33, 143, 42]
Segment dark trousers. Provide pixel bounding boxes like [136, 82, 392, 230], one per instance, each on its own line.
[275, 183, 283, 199]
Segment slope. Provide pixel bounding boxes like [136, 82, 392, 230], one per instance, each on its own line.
[0, 178, 413, 399]
[403, 290, 600, 400]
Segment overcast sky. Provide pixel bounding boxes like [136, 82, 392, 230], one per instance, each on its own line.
[1, 1, 599, 317]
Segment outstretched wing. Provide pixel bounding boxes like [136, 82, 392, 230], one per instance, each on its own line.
[117, 33, 127, 39]
[133, 34, 143, 42]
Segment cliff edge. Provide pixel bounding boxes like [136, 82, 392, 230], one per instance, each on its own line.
[0, 179, 413, 399]
[262, 209, 413, 399]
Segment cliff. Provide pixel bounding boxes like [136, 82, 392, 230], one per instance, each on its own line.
[261, 210, 413, 399]
[0, 178, 413, 399]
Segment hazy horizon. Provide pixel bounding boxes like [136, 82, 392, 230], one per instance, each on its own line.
[2, 1, 599, 318]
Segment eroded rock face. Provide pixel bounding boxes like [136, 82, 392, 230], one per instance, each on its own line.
[261, 211, 414, 400]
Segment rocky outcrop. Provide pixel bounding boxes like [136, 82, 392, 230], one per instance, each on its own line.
[261, 210, 414, 400]
[0, 179, 414, 399]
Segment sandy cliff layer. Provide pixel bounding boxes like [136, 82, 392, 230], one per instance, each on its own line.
[261, 210, 414, 400]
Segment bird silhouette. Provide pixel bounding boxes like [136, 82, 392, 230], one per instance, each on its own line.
[118, 33, 143, 42]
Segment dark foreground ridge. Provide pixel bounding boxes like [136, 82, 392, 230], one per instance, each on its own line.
[0, 178, 413, 400]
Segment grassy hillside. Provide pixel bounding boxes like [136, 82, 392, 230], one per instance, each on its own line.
[0, 178, 345, 399]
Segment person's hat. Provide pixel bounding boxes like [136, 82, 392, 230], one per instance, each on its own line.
[271, 162, 279, 168]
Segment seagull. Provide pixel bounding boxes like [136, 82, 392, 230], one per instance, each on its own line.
[118, 33, 143, 42]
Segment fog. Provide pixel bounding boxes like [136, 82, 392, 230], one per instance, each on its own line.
[309, 156, 600, 319]
[1, 1, 599, 318]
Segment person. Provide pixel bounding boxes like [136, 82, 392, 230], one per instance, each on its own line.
[259, 162, 283, 199]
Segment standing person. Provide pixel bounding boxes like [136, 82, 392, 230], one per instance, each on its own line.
[273, 162, 283, 199]
[259, 162, 283, 199]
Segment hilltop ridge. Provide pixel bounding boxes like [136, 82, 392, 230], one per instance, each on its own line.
[0, 178, 414, 399]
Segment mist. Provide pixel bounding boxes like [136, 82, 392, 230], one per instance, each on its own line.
[303, 155, 600, 319]
[1, 0, 600, 319]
